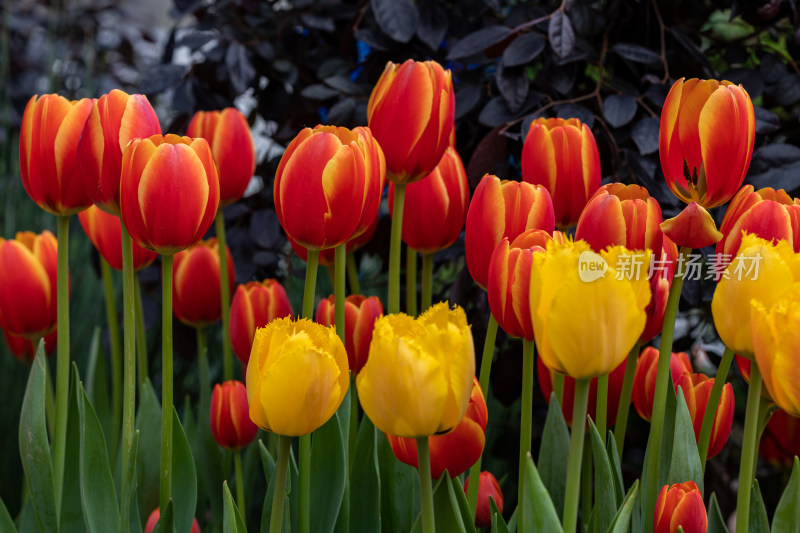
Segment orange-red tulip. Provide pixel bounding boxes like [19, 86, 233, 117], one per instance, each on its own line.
[465, 175, 554, 290]
[388, 146, 469, 254]
[464, 471, 503, 529]
[367, 59, 455, 184]
[274, 125, 385, 251]
[387, 377, 487, 479]
[186, 108, 255, 207]
[120, 134, 220, 255]
[315, 294, 383, 374]
[659, 77, 755, 209]
[3, 328, 56, 362]
[676, 372, 734, 459]
[78, 205, 158, 271]
[77, 89, 161, 214]
[654, 481, 707, 533]
[760, 409, 800, 469]
[641, 236, 679, 343]
[144, 509, 200, 533]
[172, 238, 235, 328]
[209, 380, 258, 451]
[288, 213, 379, 268]
[632, 347, 693, 422]
[229, 279, 293, 365]
[521, 117, 601, 229]
[19, 94, 94, 215]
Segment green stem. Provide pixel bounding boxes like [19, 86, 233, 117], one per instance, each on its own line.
[302, 250, 320, 320]
[614, 343, 640, 455]
[346, 252, 361, 295]
[335, 245, 346, 342]
[596, 374, 609, 442]
[421, 253, 433, 314]
[100, 257, 122, 462]
[562, 378, 590, 533]
[215, 213, 233, 381]
[120, 224, 137, 529]
[134, 275, 148, 389]
[735, 363, 762, 533]
[554, 373, 565, 406]
[406, 247, 417, 316]
[269, 435, 291, 533]
[349, 374, 358, 469]
[159, 254, 174, 510]
[698, 347, 734, 472]
[581, 434, 593, 533]
[44, 351, 55, 441]
[235, 451, 246, 516]
[517, 339, 535, 528]
[53, 214, 70, 517]
[416, 437, 436, 533]
[388, 184, 405, 314]
[196, 327, 210, 415]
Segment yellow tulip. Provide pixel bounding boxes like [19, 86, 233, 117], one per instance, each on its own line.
[245, 317, 349, 436]
[356, 302, 475, 438]
[529, 239, 651, 379]
[712, 233, 800, 357]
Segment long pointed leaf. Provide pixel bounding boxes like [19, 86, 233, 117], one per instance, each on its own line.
[708, 493, 729, 533]
[60, 365, 84, 533]
[223, 481, 248, 533]
[152, 500, 174, 533]
[490, 496, 510, 533]
[538, 393, 570, 518]
[135, 379, 162, 523]
[589, 419, 617, 532]
[521, 453, 563, 532]
[171, 408, 198, 533]
[667, 386, 703, 494]
[350, 417, 380, 533]
[606, 479, 639, 533]
[0, 496, 16, 533]
[310, 410, 346, 533]
[772, 457, 800, 532]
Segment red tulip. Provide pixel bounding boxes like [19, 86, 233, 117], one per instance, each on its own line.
[521, 117, 601, 229]
[78, 205, 158, 271]
[464, 471, 503, 529]
[186, 108, 256, 207]
[388, 146, 469, 254]
[229, 279, 293, 365]
[465, 175, 555, 290]
[210, 380, 259, 451]
[676, 372, 734, 459]
[120, 134, 220, 255]
[653, 481, 708, 533]
[144, 509, 200, 533]
[3, 328, 56, 362]
[640, 236, 679, 343]
[19, 94, 94, 215]
[760, 409, 800, 469]
[387, 377, 487, 479]
[288, 213, 379, 268]
[660, 201, 723, 250]
[632, 347, 693, 422]
[315, 294, 383, 374]
[172, 238, 235, 328]
[367, 59, 455, 184]
[77, 89, 161, 214]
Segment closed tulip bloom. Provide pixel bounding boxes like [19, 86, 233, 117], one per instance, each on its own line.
[659, 78, 755, 209]
[357, 302, 475, 437]
[3, 328, 56, 363]
[760, 409, 800, 468]
[274, 125, 385, 251]
[120, 134, 220, 255]
[144, 509, 200, 533]
[77, 89, 161, 214]
[388, 147, 469, 254]
[653, 481, 708, 533]
[186, 108, 255, 206]
[712, 234, 800, 358]
[78, 205, 158, 271]
[172, 238, 235, 328]
[465, 175, 555, 290]
[210, 380, 258, 451]
[529, 240, 651, 379]
[633, 347, 693, 422]
[387, 378, 487, 479]
[246, 317, 348, 436]
[288, 213, 379, 268]
[641, 237, 679, 343]
[464, 471, 503, 529]
[521, 117, 601, 229]
[676, 372, 734, 459]
[229, 279, 293, 365]
[0, 231, 59, 339]
[367, 59, 455, 184]
[19, 94, 94, 215]
[315, 294, 384, 374]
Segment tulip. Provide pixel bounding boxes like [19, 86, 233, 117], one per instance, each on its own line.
[464, 471, 503, 529]
[387, 146, 469, 254]
[0, 231, 59, 339]
[288, 214, 379, 268]
[78, 205, 158, 271]
[641, 237, 679, 343]
[229, 280, 293, 365]
[246, 317, 348, 436]
[357, 302, 475, 437]
[19, 94, 94, 216]
[465, 175, 555, 290]
[144, 509, 201, 533]
[172, 238, 235, 328]
[186, 108, 255, 206]
[676, 372, 734, 459]
[3, 328, 57, 362]
[210, 380, 258, 451]
[735, 354, 773, 401]
[315, 294, 383, 374]
[660, 201, 723, 250]
[120, 134, 220, 255]
[632, 347, 693, 422]
[653, 481, 708, 533]
[659, 77, 755, 209]
[367, 59, 455, 184]
[521, 117, 601, 229]
[77, 89, 161, 214]
[760, 409, 800, 469]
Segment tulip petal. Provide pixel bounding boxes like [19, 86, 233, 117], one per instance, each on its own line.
[660, 202, 722, 249]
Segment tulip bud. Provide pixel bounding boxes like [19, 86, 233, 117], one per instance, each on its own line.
[641, 237, 679, 343]
[632, 347, 693, 422]
[676, 373, 734, 459]
[210, 381, 258, 451]
[172, 239, 235, 328]
[78, 205, 158, 272]
[653, 481, 707, 533]
[144, 509, 201, 533]
[760, 409, 800, 469]
[3, 328, 56, 363]
[315, 294, 383, 374]
[464, 471, 503, 529]
[229, 279, 293, 365]
[521, 117, 601, 229]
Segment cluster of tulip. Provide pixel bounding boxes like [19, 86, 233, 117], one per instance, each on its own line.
[4, 54, 800, 533]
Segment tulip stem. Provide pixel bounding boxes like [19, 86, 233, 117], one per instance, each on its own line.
[563, 378, 590, 533]
[100, 257, 122, 463]
[234, 450, 246, 516]
[406, 247, 417, 316]
[53, 214, 70, 517]
[269, 435, 291, 533]
[518, 339, 535, 528]
[698, 346, 734, 472]
[335, 244, 346, 343]
[196, 327, 210, 415]
[416, 437, 436, 533]
[554, 373, 565, 405]
[643, 246, 689, 531]
[346, 252, 361, 295]
[388, 184, 406, 314]
[596, 374, 609, 443]
[120, 224, 137, 530]
[735, 363, 762, 533]
[302, 249, 319, 320]
[215, 213, 233, 381]
[134, 275, 148, 389]
[421, 253, 433, 314]
[581, 434, 593, 532]
[614, 343, 640, 455]
[159, 253, 174, 511]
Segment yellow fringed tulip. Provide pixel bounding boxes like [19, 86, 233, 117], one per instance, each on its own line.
[356, 302, 475, 438]
[529, 240, 651, 379]
[245, 317, 349, 436]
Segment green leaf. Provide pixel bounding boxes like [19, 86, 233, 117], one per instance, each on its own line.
[135, 380, 162, 523]
[127, 432, 141, 533]
[60, 365, 84, 533]
[490, 496, 510, 533]
[667, 386, 703, 494]
[449, 475, 478, 533]
[588, 419, 617, 532]
[84, 328, 112, 458]
[411, 473, 470, 533]
[377, 427, 419, 533]
[641, 377, 677, 531]
[772, 457, 800, 532]
[193, 397, 224, 529]
[261, 439, 298, 533]
[606, 432, 625, 506]
[606, 479, 639, 533]
[538, 392, 570, 518]
[749, 480, 769, 533]
[18, 345, 57, 533]
[78, 380, 120, 532]
[0, 496, 17, 533]
[310, 410, 346, 533]
[152, 500, 174, 533]
[349, 417, 380, 533]
[171, 408, 198, 533]
[223, 481, 248, 533]
[708, 492, 729, 533]
[521, 453, 563, 532]
[333, 388, 351, 533]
